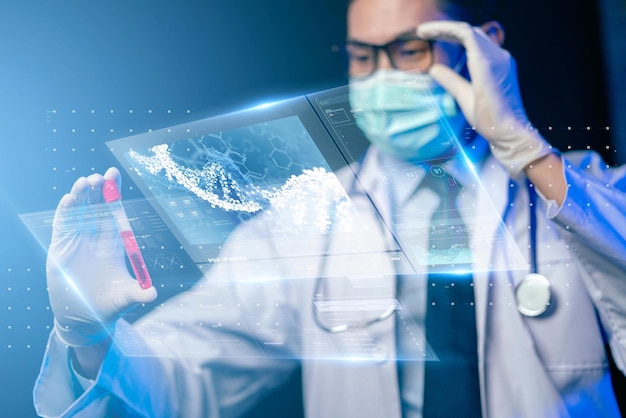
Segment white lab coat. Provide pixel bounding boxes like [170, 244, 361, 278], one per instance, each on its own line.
[34, 145, 626, 418]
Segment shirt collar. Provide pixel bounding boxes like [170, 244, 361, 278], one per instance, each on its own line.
[360, 136, 491, 207]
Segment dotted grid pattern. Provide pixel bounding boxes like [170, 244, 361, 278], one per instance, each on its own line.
[0, 108, 203, 416]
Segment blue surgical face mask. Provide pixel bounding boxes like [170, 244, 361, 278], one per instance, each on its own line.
[349, 69, 467, 163]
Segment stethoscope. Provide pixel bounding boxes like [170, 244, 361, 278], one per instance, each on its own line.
[312, 160, 552, 333]
[512, 179, 552, 317]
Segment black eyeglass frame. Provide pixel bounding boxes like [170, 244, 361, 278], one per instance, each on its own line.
[344, 34, 435, 76]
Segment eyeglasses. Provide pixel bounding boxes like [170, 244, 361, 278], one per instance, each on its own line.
[345, 35, 434, 77]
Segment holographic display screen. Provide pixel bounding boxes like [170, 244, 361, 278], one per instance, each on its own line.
[106, 96, 392, 267]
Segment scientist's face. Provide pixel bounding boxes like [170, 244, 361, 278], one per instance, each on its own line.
[346, 0, 469, 163]
[347, 0, 464, 76]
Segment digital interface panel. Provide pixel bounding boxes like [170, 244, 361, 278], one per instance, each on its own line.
[106, 95, 413, 278]
[118, 115, 332, 260]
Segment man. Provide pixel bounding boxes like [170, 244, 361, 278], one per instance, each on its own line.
[34, 0, 626, 416]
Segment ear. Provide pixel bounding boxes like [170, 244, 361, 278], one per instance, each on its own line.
[480, 21, 505, 46]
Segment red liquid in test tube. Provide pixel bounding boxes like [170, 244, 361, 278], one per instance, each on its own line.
[102, 179, 153, 289]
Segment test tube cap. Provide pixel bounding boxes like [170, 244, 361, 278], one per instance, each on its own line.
[103, 179, 121, 203]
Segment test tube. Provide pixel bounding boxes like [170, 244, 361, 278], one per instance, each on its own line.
[102, 179, 153, 289]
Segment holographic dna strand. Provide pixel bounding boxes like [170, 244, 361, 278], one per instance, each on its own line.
[127, 144, 354, 232]
[262, 167, 353, 233]
[129, 144, 263, 213]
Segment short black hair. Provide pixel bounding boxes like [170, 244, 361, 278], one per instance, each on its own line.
[333, 0, 501, 26]
[437, 0, 499, 25]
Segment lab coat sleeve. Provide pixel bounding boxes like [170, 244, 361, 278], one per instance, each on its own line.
[34, 309, 300, 418]
[34, 218, 303, 418]
[34, 320, 191, 418]
[547, 150, 626, 373]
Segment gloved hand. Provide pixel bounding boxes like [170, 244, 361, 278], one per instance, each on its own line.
[47, 167, 157, 347]
[417, 21, 554, 176]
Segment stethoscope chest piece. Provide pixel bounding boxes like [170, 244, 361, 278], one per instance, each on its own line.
[515, 273, 551, 317]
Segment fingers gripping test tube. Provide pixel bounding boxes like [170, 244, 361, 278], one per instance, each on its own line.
[102, 179, 153, 289]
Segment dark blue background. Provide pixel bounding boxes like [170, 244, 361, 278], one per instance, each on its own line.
[0, 1, 623, 416]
